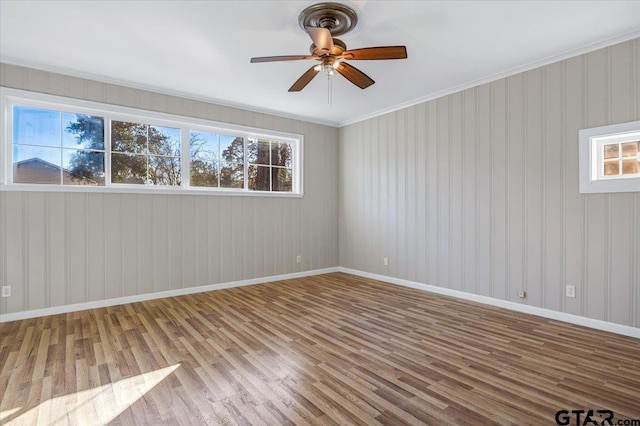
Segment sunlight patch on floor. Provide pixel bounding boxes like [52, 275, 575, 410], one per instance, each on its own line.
[5, 364, 180, 426]
[0, 407, 22, 422]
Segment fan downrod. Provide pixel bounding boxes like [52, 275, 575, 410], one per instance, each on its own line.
[298, 2, 358, 37]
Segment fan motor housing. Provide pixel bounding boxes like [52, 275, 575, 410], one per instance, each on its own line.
[310, 38, 347, 57]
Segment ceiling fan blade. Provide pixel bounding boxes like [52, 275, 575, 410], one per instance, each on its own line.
[342, 46, 408, 60]
[250, 55, 315, 63]
[289, 66, 320, 92]
[305, 26, 333, 53]
[336, 62, 375, 89]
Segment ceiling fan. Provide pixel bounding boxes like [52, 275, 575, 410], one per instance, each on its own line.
[250, 2, 408, 92]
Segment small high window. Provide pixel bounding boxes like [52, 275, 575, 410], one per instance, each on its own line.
[579, 121, 640, 193]
[600, 141, 639, 178]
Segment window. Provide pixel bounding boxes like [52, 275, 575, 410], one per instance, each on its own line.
[189, 131, 244, 189]
[111, 121, 181, 186]
[601, 141, 639, 178]
[579, 121, 640, 194]
[1, 88, 303, 196]
[12, 106, 105, 185]
[247, 138, 293, 192]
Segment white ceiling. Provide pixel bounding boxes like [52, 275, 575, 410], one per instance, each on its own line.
[2, 1, 640, 127]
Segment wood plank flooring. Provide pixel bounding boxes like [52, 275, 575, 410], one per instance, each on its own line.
[1, 272, 639, 425]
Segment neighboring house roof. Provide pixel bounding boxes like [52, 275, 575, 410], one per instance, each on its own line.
[15, 157, 99, 185]
[15, 156, 61, 169]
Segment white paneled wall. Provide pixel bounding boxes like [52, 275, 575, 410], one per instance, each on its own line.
[0, 63, 339, 315]
[339, 39, 640, 327]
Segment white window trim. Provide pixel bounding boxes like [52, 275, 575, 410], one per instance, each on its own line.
[578, 120, 640, 194]
[0, 87, 304, 197]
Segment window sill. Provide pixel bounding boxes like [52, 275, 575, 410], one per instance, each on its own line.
[0, 183, 304, 198]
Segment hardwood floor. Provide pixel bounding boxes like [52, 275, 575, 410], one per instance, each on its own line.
[1, 272, 639, 425]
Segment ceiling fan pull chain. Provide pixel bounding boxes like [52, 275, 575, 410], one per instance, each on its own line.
[328, 73, 332, 107]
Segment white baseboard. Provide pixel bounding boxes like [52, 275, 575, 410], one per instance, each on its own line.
[0, 267, 339, 322]
[338, 267, 640, 339]
[5, 266, 638, 339]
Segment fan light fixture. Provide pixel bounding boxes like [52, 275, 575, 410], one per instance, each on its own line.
[314, 60, 341, 75]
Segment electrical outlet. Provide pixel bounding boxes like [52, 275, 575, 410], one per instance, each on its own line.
[518, 290, 526, 298]
[383, 257, 388, 266]
[1, 286, 10, 298]
[296, 255, 302, 264]
[566, 285, 576, 298]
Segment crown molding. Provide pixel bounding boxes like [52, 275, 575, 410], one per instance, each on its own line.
[0, 58, 340, 128]
[338, 31, 640, 127]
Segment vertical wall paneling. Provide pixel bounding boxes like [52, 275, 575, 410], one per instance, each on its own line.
[121, 194, 139, 297]
[375, 118, 384, 274]
[437, 99, 450, 288]
[48, 193, 66, 307]
[608, 42, 635, 326]
[206, 197, 220, 285]
[416, 103, 428, 283]
[339, 38, 639, 327]
[87, 193, 106, 302]
[449, 94, 463, 292]
[5, 193, 25, 311]
[193, 195, 208, 288]
[492, 81, 507, 300]
[406, 106, 418, 283]
[153, 195, 170, 292]
[427, 102, 438, 287]
[26, 193, 46, 309]
[525, 69, 543, 307]
[230, 198, 244, 280]
[397, 109, 407, 279]
[181, 196, 196, 288]
[67, 193, 88, 305]
[367, 118, 375, 272]
[476, 84, 492, 297]
[462, 89, 478, 295]
[543, 62, 564, 312]
[1, 62, 339, 315]
[167, 194, 182, 290]
[507, 75, 525, 302]
[585, 49, 608, 321]
[218, 199, 233, 284]
[563, 56, 584, 317]
[137, 195, 155, 295]
[105, 194, 123, 299]
[388, 114, 398, 277]
[246, 197, 258, 279]
[281, 198, 294, 275]
[361, 116, 372, 273]
[264, 198, 277, 278]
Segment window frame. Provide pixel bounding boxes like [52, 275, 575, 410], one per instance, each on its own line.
[578, 120, 640, 194]
[1, 88, 304, 197]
